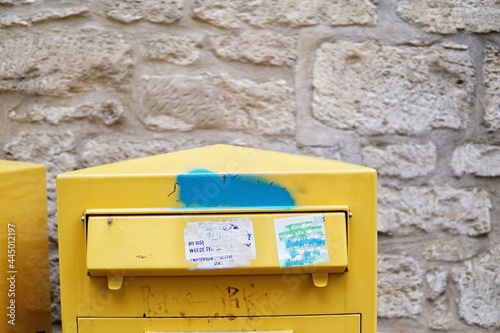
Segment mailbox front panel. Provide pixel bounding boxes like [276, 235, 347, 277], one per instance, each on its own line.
[57, 145, 377, 333]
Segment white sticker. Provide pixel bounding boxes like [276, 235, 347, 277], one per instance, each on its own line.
[274, 214, 329, 268]
[184, 218, 256, 269]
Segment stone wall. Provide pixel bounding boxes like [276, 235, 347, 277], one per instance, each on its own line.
[1, 0, 499, 332]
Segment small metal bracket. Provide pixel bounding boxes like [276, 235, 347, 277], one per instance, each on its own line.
[312, 273, 328, 287]
[107, 275, 123, 290]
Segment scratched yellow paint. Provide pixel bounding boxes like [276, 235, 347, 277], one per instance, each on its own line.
[57, 145, 377, 333]
[0, 160, 52, 333]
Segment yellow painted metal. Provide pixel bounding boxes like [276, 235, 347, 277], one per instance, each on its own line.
[78, 315, 360, 333]
[57, 144, 376, 333]
[86, 212, 347, 289]
[0, 160, 52, 333]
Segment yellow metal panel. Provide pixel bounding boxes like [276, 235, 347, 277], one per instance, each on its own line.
[62, 144, 373, 176]
[86, 212, 347, 282]
[57, 145, 376, 333]
[77, 315, 360, 333]
[0, 160, 52, 333]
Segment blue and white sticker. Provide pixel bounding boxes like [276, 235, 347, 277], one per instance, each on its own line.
[274, 214, 329, 268]
[184, 218, 256, 269]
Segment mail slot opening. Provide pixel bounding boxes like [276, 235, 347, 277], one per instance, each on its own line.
[86, 211, 348, 290]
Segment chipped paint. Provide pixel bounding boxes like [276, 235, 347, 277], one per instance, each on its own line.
[176, 169, 295, 208]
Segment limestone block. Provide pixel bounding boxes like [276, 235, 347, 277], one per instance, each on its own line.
[211, 32, 297, 66]
[140, 74, 295, 135]
[378, 185, 491, 236]
[106, 0, 183, 24]
[378, 254, 423, 318]
[0, 2, 87, 27]
[3, 131, 77, 193]
[429, 295, 453, 330]
[142, 36, 201, 65]
[0, 0, 36, 4]
[451, 144, 500, 177]
[397, 0, 500, 34]
[361, 142, 436, 179]
[426, 269, 448, 300]
[483, 46, 500, 131]
[0, 30, 132, 96]
[455, 244, 500, 328]
[192, 0, 376, 28]
[80, 136, 204, 167]
[8, 101, 124, 125]
[424, 237, 481, 262]
[312, 42, 474, 135]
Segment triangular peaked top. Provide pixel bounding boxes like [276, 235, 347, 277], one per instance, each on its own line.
[61, 144, 373, 176]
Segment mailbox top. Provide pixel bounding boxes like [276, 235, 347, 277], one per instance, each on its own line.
[57, 144, 374, 177]
[0, 159, 45, 173]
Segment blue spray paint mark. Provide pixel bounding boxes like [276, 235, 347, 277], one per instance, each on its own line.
[176, 169, 295, 208]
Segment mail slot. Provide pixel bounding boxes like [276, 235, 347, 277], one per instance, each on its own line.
[57, 145, 377, 333]
[0, 160, 52, 333]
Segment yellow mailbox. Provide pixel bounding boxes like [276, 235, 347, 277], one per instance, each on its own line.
[57, 145, 377, 333]
[0, 160, 52, 333]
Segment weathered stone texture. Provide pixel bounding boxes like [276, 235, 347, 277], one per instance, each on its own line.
[3, 131, 77, 192]
[8, 101, 124, 125]
[397, 0, 500, 34]
[142, 36, 201, 65]
[429, 295, 453, 330]
[0, 0, 35, 4]
[140, 74, 295, 135]
[362, 142, 436, 179]
[192, 0, 376, 28]
[0, 30, 132, 96]
[106, 0, 183, 24]
[80, 136, 203, 167]
[426, 268, 448, 301]
[312, 42, 474, 135]
[455, 244, 500, 328]
[378, 185, 491, 236]
[424, 238, 481, 262]
[211, 32, 297, 66]
[483, 46, 500, 131]
[451, 144, 500, 177]
[378, 255, 423, 318]
[0, 2, 87, 27]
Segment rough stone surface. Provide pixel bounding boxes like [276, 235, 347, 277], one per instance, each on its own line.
[3, 131, 77, 192]
[106, 0, 183, 24]
[312, 42, 474, 135]
[8, 101, 125, 125]
[426, 268, 448, 301]
[80, 136, 204, 168]
[142, 36, 201, 65]
[455, 244, 500, 328]
[397, 0, 500, 34]
[378, 254, 423, 318]
[429, 295, 453, 330]
[361, 142, 436, 179]
[424, 238, 482, 262]
[0, 0, 36, 4]
[0, 2, 87, 27]
[49, 255, 61, 323]
[483, 46, 500, 131]
[192, 0, 377, 28]
[211, 32, 297, 66]
[0, 30, 132, 96]
[451, 144, 500, 177]
[140, 74, 295, 135]
[378, 185, 491, 236]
